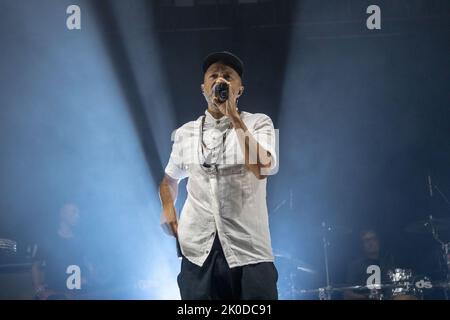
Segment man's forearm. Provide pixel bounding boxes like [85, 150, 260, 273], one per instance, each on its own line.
[159, 175, 179, 236]
[230, 115, 272, 179]
[160, 176, 178, 212]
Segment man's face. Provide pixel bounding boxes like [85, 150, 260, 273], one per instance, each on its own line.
[202, 62, 243, 106]
[361, 231, 380, 257]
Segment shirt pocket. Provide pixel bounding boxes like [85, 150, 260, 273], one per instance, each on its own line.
[219, 166, 253, 218]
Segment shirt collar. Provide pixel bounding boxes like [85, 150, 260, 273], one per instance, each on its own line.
[204, 109, 230, 127]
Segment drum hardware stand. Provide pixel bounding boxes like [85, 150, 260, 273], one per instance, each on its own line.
[288, 271, 296, 300]
[433, 184, 450, 291]
[426, 175, 450, 299]
[368, 287, 384, 300]
[321, 221, 333, 300]
[427, 216, 450, 300]
[440, 241, 450, 299]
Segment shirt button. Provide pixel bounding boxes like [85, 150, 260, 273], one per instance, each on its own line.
[205, 250, 209, 254]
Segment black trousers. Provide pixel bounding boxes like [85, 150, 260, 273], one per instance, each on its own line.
[177, 235, 278, 300]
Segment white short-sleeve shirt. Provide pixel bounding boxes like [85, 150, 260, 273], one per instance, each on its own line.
[165, 110, 278, 268]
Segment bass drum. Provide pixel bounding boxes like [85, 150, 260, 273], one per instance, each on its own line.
[389, 274, 433, 300]
[387, 268, 420, 300]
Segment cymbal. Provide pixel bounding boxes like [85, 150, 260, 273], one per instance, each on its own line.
[273, 250, 316, 274]
[405, 218, 450, 234]
[299, 283, 398, 294]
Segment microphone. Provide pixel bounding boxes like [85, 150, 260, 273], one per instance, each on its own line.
[214, 82, 229, 103]
[428, 175, 433, 197]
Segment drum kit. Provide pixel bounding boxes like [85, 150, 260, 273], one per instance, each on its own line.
[298, 270, 438, 300]
[274, 176, 450, 300]
[274, 216, 450, 300]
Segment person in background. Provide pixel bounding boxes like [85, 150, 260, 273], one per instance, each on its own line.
[32, 203, 93, 299]
[344, 228, 395, 300]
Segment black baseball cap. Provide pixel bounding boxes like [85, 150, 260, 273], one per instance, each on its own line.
[202, 51, 244, 78]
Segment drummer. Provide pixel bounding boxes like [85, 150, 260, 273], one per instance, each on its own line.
[344, 228, 395, 299]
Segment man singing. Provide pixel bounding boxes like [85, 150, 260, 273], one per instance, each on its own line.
[159, 51, 278, 300]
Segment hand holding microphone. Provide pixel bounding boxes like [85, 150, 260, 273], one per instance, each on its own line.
[214, 81, 229, 103]
[212, 80, 240, 119]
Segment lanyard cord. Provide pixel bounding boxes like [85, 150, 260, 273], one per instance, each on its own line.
[198, 115, 231, 175]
